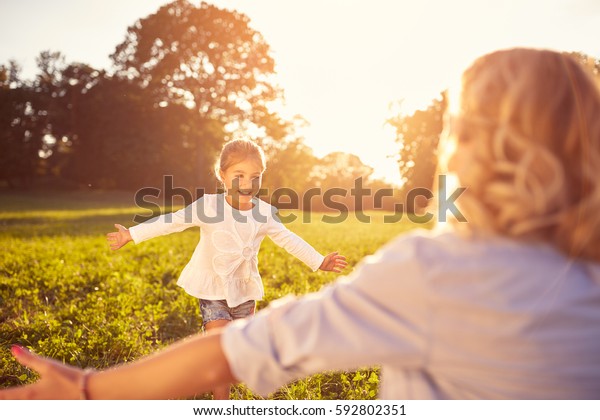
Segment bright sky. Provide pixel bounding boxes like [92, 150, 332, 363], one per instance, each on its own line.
[1, 0, 600, 185]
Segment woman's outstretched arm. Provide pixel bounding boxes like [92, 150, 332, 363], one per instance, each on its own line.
[0, 330, 236, 400]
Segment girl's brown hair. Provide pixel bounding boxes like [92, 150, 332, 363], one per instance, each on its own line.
[215, 139, 266, 181]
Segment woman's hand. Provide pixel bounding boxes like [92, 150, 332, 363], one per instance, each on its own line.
[0, 346, 87, 400]
[106, 224, 133, 251]
[1, 333, 235, 400]
[319, 252, 348, 273]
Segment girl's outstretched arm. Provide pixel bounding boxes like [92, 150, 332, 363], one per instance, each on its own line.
[108, 196, 207, 249]
[0, 331, 236, 400]
[266, 209, 347, 273]
[106, 223, 133, 251]
[319, 251, 348, 273]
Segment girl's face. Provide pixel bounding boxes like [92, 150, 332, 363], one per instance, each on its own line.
[219, 158, 263, 207]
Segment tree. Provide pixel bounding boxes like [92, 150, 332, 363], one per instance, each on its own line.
[0, 51, 104, 188]
[306, 152, 391, 211]
[386, 93, 447, 210]
[386, 52, 600, 205]
[110, 0, 283, 134]
[0, 58, 58, 188]
[12, 0, 289, 191]
[66, 0, 288, 191]
[29, 52, 80, 183]
[0, 61, 31, 187]
[310, 152, 374, 190]
[257, 115, 317, 196]
[58, 73, 224, 191]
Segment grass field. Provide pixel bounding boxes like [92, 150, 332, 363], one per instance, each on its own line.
[0, 190, 422, 399]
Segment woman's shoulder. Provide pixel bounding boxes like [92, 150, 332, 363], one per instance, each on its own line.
[373, 227, 540, 265]
[377, 228, 465, 256]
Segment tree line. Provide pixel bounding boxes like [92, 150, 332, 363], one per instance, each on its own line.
[0, 1, 389, 210]
[3, 0, 598, 211]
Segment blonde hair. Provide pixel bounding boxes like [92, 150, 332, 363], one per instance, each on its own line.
[445, 48, 600, 261]
[215, 139, 266, 181]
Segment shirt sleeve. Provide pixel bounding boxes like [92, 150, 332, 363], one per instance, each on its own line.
[129, 196, 206, 244]
[221, 232, 431, 397]
[265, 210, 325, 271]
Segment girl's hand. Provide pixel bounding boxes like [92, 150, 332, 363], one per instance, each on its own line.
[106, 224, 133, 251]
[319, 252, 348, 273]
[0, 346, 86, 400]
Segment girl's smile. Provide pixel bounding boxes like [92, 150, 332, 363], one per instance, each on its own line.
[219, 159, 263, 210]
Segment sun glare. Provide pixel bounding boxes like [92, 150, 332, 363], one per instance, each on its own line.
[239, 1, 479, 185]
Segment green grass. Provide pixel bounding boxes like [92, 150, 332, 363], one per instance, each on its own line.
[0, 190, 421, 399]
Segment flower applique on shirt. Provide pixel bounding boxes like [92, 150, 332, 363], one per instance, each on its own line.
[211, 216, 260, 285]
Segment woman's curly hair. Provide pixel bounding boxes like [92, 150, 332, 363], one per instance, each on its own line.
[446, 48, 600, 261]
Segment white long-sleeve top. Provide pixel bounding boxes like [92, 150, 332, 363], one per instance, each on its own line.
[222, 228, 600, 399]
[129, 193, 324, 307]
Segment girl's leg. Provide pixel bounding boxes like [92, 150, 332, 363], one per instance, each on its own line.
[200, 299, 255, 400]
[204, 319, 232, 400]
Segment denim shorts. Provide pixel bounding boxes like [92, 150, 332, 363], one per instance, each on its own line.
[199, 299, 256, 327]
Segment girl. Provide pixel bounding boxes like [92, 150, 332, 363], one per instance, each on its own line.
[4, 48, 600, 400]
[106, 139, 346, 399]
